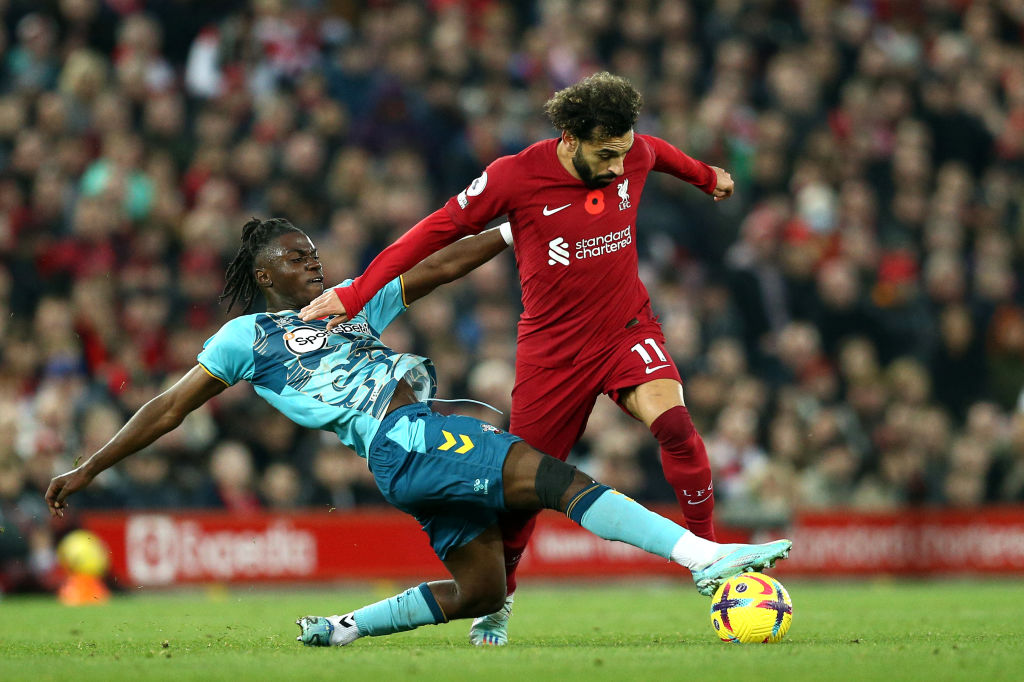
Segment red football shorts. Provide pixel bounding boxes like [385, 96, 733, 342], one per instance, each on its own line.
[509, 314, 681, 461]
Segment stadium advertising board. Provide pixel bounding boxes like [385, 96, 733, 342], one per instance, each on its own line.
[81, 507, 1024, 586]
[82, 510, 446, 585]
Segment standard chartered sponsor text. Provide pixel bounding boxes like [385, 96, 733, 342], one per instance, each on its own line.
[575, 226, 632, 259]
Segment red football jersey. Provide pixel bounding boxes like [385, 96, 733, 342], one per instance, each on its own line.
[443, 134, 716, 366]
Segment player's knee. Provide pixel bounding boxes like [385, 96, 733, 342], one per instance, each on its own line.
[456, 581, 506, 617]
[475, 590, 508, 617]
[651, 405, 697, 449]
[535, 455, 590, 510]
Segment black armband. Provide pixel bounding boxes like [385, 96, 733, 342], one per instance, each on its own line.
[535, 456, 578, 510]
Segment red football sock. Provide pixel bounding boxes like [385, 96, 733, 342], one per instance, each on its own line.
[498, 511, 539, 596]
[651, 406, 716, 541]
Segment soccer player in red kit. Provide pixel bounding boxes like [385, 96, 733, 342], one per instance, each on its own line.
[301, 72, 736, 645]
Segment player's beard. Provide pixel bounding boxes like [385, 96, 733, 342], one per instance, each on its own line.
[573, 146, 616, 189]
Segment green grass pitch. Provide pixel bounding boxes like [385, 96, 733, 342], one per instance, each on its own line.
[2, 579, 1022, 682]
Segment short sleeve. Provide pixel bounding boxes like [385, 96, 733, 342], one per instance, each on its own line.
[196, 316, 257, 386]
[358, 277, 407, 332]
[443, 155, 517, 232]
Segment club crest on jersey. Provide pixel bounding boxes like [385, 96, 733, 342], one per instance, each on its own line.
[481, 424, 503, 434]
[457, 171, 488, 209]
[282, 326, 331, 354]
[617, 178, 631, 210]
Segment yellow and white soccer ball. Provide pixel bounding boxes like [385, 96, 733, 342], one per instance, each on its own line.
[710, 572, 793, 643]
[57, 530, 110, 577]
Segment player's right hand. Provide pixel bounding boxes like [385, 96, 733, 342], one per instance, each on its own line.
[45, 467, 94, 517]
[299, 288, 350, 328]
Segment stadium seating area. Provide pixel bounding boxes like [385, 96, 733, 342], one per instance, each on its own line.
[1, 1, 1023, 590]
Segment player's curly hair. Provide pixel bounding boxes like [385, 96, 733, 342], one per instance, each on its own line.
[544, 72, 643, 142]
[219, 217, 302, 313]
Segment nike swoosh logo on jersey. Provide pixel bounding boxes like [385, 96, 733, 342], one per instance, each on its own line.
[543, 203, 571, 216]
[645, 364, 671, 374]
[687, 494, 713, 505]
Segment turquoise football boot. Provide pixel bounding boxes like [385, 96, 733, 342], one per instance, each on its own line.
[692, 539, 792, 597]
[295, 616, 334, 647]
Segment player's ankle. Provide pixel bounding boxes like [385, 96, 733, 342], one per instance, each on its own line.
[670, 532, 722, 571]
[683, 517, 716, 542]
[328, 613, 362, 646]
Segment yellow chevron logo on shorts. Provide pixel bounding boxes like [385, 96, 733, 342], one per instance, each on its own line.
[439, 430, 474, 453]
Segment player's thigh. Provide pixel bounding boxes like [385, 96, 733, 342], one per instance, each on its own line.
[510, 359, 600, 461]
[603, 326, 686, 426]
[501, 441, 594, 510]
[618, 378, 686, 426]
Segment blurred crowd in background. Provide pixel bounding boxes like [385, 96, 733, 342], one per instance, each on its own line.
[2, 0, 1024, 591]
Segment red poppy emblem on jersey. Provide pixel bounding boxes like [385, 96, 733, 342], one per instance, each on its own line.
[584, 190, 605, 215]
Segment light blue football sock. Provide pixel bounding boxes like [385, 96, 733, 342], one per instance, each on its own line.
[353, 583, 447, 637]
[576, 489, 688, 559]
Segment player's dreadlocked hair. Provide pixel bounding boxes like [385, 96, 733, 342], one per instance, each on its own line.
[544, 72, 643, 142]
[219, 217, 302, 313]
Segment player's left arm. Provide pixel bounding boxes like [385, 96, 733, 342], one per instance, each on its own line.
[45, 365, 228, 516]
[645, 134, 734, 201]
[401, 222, 511, 305]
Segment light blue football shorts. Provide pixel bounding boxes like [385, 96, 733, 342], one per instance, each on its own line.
[366, 402, 521, 560]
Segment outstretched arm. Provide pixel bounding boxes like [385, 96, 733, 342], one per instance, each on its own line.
[45, 365, 227, 516]
[300, 208, 473, 325]
[400, 222, 511, 305]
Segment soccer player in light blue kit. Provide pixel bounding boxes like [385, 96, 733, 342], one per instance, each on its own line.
[45, 218, 791, 647]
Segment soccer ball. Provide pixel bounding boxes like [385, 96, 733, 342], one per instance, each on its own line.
[57, 530, 110, 577]
[709, 572, 793, 643]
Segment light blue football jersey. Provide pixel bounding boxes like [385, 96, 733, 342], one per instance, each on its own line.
[197, 277, 436, 458]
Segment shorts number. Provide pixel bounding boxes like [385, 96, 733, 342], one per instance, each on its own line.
[630, 338, 668, 367]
